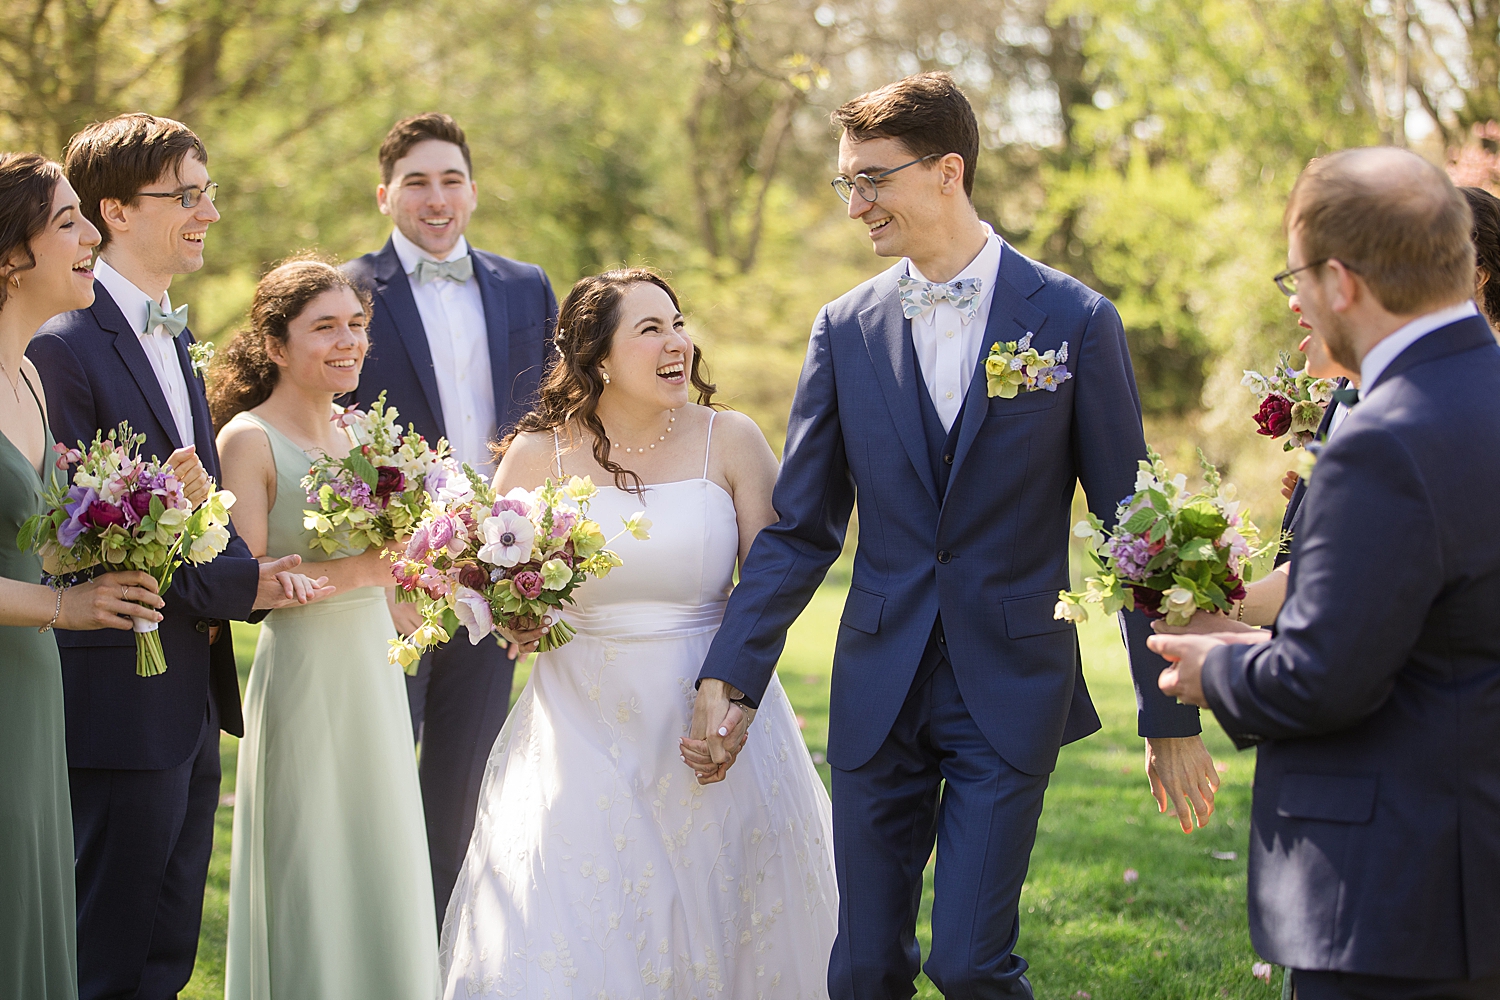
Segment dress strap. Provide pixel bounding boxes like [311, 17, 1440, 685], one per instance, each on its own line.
[552, 428, 564, 478]
[702, 411, 716, 480]
[18, 369, 47, 438]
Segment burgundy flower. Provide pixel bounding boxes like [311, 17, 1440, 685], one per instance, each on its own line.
[83, 500, 127, 529]
[374, 466, 405, 502]
[457, 563, 490, 592]
[1130, 585, 1166, 619]
[1224, 576, 1247, 603]
[126, 489, 154, 523]
[512, 570, 544, 599]
[1254, 393, 1293, 438]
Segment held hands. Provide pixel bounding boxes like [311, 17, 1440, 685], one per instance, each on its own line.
[165, 446, 211, 507]
[686, 679, 755, 784]
[253, 553, 336, 611]
[60, 570, 164, 631]
[1144, 736, 1219, 833]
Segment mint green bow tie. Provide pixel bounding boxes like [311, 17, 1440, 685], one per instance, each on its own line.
[413, 256, 474, 285]
[146, 300, 189, 337]
[1330, 386, 1360, 408]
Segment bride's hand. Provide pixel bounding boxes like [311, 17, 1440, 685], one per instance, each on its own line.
[681, 715, 751, 784]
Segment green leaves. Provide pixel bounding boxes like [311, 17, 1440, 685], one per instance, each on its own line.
[344, 453, 379, 488]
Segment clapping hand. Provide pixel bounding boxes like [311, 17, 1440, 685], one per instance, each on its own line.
[166, 445, 211, 507]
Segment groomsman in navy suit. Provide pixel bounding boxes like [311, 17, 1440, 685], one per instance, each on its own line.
[28, 113, 332, 1000]
[1153, 147, 1500, 999]
[693, 74, 1218, 999]
[344, 112, 557, 922]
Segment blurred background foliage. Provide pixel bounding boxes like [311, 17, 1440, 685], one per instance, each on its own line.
[4, 0, 1498, 516]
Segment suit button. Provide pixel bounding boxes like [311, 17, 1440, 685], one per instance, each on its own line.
[943, 453, 953, 465]
[195, 620, 209, 633]
[937, 550, 952, 564]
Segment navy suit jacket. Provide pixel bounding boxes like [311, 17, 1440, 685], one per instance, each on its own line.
[343, 239, 556, 449]
[1276, 377, 1346, 568]
[698, 246, 1201, 775]
[28, 284, 260, 770]
[1202, 316, 1500, 980]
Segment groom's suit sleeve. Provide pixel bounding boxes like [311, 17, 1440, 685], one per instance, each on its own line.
[1070, 297, 1202, 738]
[1201, 425, 1440, 746]
[697, 307, 856, 706]
[28, 329, 260, 623]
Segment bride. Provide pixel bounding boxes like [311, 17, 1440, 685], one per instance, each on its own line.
[438, 268, 838, 998]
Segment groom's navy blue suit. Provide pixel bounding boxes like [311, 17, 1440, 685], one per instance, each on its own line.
[29, 283, 261, 1000]
[1202, 315, 1500, 997]
[345, 237, 555, 922]
[699, 245, 1200, 998]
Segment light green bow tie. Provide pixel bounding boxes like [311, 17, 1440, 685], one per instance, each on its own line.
[413, 256, 474, 285]
[146, 300, 189, 337]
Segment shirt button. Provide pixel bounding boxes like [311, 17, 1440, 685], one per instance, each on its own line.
[945, 391, 954, 400]
[945, 330, 954, 339]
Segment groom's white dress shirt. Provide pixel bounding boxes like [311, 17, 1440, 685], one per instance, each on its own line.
[906, 223, 1005, 432]
[94, 257, 196, 448]
[391, 227, 497, 474]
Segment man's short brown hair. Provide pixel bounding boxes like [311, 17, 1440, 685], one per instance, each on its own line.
[63, 113, 208, 252]
[1287, 147, 1475, 315]
[832, 72, 980, 198]
[378, 113, 472, 185]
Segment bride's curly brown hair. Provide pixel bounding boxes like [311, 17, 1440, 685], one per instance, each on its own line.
[501, 268, 716, 494]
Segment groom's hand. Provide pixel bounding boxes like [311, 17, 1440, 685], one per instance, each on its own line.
[691, 679, 752, 776]
[1144, 735, 1220, 834]
[253, 554, 336, 611]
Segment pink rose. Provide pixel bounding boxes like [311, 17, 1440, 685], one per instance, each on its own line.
[512, 570, 544, 599]
[405, 526, 431, 561]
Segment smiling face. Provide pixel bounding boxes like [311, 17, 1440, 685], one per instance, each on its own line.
[12, 177, 103, 318]
[837, 133, 954, 262]
[101, 153, 219, 282]
[377, 139, 477, 258]
[599, 282, 692, 411]
[265, 286, 369, 396]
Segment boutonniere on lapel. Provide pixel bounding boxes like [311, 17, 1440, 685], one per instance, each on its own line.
[984, 333, 1072, 398]
[186, 341, 215, 379]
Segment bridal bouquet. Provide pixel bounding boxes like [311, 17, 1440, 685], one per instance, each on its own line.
[301, 391, 458, 555]
[19, 424, 236, 676]
[1055, 450, 1277, 627]
[1242, 352, 1338, 450]
[386, 472, 649, 672]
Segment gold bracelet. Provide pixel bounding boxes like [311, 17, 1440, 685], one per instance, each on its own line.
[1234, 599, 1246, 622]
[39, 585, 64, 633]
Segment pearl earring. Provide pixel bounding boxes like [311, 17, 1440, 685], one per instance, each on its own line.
[600, 369, 611, 385]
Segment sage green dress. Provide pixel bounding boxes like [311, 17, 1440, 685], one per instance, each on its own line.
[224, 411, 437, 1000]
[0, 375, 76, 1000]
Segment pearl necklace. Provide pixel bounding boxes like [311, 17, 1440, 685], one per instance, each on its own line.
[610, 409, 676, 454]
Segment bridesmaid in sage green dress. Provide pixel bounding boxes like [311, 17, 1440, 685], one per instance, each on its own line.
[213, 258, 436, 1000]
[0, 156, 190, 1000]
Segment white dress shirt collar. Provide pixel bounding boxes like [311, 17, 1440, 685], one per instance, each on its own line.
[391, 226, 471, 273]
[1359, 300, 1479, 394]
[906, 222, 1005, 318]
[94, 257, 172, 334]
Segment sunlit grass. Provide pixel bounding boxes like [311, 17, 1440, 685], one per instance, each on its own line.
[188, 577, 1273, 999]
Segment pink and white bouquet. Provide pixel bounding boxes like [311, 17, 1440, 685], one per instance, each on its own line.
[1242, 352, 1337, 450]
[1055, 450, 1277, 627]
[20, 424, 236, 676]
[301, 391, 459, 556]
[386, 473, 649, 672]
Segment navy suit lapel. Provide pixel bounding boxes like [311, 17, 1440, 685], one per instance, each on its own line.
[859, 272, 939, 506]
[472, 249, 512, 417]
[1369, 315, 1496, 394]
[94, 283, 185, 451]
[947, 246, 1048, 486]
[372, 239, 446, 436]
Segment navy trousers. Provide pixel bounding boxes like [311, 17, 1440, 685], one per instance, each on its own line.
[70, 705, 220, 1000]
[405, 634, 516, 923]
[829, 621, 1050, 1000]
[1294, 970, 1500, 1000]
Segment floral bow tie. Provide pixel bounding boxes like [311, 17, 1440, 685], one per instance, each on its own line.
[897, 274, 985, 322]
[145, 300, 189, 337]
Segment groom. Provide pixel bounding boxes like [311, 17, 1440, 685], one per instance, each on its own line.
[693, 73, 1217, 998]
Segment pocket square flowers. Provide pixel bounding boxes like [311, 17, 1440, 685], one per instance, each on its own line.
[985, 333, 1072, 398]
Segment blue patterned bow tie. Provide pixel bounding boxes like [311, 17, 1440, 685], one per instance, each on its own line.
[146, 300, 189, 337]
[413, 256, 474, 285]
[897, 274, 985, 322]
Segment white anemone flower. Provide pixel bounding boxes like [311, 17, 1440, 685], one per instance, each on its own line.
[478, 509, 536, 567]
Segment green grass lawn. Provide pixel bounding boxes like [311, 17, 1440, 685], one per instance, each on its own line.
[187, 574, 1272, 1000]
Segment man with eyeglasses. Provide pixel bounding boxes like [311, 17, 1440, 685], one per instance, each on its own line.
[28, 113, 333, 1000]
[693, 72, 1216, 999]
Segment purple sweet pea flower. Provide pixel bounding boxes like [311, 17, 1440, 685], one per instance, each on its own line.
[1110, 534, 1156, 580]
[549, 509, 577, 539]
[58, 485, 97, 548]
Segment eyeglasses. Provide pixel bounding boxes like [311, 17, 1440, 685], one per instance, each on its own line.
[136, 181, 219, 209]
[1272, 258, 1343, 297]
[831, 153, 942, 205]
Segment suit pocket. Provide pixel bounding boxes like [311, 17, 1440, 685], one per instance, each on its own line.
[1276, 773, 1378, 823]
[840, 586, 884, 634]
[1003, 591, 1073, 639]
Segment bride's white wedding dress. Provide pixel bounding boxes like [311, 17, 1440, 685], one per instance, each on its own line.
[439, 417, 838, 999]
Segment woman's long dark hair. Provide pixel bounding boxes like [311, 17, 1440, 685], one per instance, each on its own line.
[502, 268, 716, 494]
[207, 254, 372, 430]
[0, 153, 65, 313]
[1462, 186, 1500, 327]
